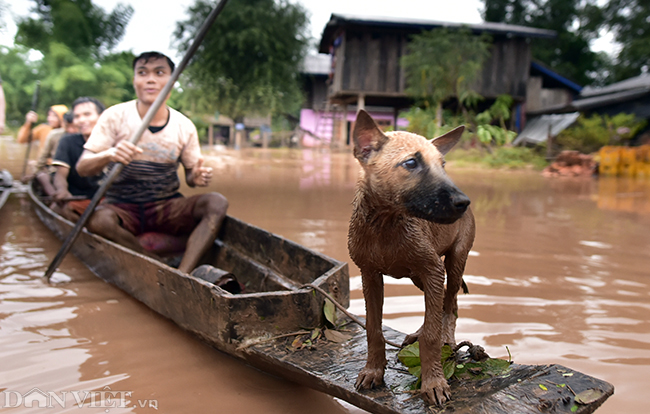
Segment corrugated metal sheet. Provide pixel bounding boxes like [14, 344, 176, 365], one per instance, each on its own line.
[513, 112, 580, 146]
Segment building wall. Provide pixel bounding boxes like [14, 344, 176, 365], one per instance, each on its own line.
[330, 29, 531, 101]
[527, 76, 574, 112]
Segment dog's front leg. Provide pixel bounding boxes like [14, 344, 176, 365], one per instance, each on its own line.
[356, 269, 386, 390]
[419, 264, 451, 406]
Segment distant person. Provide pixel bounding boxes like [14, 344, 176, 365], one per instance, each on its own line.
[76, 51, 228, 273]
[0, 74, 5, 134]
[17, 104, 68, 176]
[51, 98, 105, 222]
[32, 111, 78, 195]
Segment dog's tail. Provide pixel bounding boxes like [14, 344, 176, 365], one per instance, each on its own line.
[461, 279, 469, 294]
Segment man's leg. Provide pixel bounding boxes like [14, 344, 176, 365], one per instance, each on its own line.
[178, 193, 228, 274]
[86, 207, 147, 254]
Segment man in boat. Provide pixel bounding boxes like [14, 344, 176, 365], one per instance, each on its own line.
[17, 104, 68, 155]
[32, 111, 78, 196]
[76, 51, 228, 274]
[51, 97, 105, 221]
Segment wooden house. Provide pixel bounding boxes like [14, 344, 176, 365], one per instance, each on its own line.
[300, 13, 558, 147]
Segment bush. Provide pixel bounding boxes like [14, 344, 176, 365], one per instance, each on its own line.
[556, 113, 647, 154]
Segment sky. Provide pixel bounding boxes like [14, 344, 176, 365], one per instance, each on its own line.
[0, 0, 614, 63]
[0, 0, 485, 62]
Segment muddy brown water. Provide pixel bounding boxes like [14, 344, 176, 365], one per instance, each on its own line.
[1, 136, 649, 413]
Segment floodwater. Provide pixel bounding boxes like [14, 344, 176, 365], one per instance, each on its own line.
[1, 135, 650, 413]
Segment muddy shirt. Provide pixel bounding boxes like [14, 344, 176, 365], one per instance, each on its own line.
[84, 100, 201, 203]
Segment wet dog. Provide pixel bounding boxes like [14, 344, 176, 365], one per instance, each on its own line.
[348, 109, 475, 406]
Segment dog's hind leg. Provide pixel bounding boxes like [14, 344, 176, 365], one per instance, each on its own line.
[356, 269, 387, 390]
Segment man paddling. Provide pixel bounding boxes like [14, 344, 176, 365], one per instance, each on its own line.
[76, 51, 228, 274]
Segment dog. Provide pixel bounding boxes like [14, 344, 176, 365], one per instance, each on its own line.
[348, 109, 475, 406]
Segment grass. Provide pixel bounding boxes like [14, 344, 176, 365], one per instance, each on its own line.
[446, 146, 549, 170]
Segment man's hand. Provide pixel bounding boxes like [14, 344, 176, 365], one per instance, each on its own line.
[25, 111, 38, 124]
[108, 140, 143, 165]
[54, 188, 72, 201]
[191, 158, 212, 187]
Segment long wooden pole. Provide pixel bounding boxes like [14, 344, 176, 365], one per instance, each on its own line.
[44, 0, 230, 281]
[20, 81, 40, 179]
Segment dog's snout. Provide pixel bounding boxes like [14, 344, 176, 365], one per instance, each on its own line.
[452, 193, 470, 212]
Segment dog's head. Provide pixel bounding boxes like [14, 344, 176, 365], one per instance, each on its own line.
[352, 109, 470, 224]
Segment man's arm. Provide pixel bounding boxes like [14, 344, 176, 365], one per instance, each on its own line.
[16, 111, 38, 143]
[76, 140, 143, 177]
[53, 165, 72, 200]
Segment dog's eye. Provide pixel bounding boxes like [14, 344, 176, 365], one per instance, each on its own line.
[402, 158, 418, 170]
[442, 160, 446, 168]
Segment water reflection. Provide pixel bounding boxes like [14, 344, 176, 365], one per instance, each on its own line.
[1, 141, 650, 413]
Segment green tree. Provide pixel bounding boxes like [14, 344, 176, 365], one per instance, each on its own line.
[15, 0, 133, 59]
[173, 0, 309, 121]
[604, 0, 650, 81]
[401, 27, 491, 126]
[481, 0, 607, 86]
[0, 46, 41, 127]
[0, 43, 135, 127]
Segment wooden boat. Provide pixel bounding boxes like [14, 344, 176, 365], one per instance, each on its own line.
[28, 183, 614, 414]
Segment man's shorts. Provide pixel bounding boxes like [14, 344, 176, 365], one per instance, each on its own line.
[97, 195, 201, 236]
[68, 199, 93, 216]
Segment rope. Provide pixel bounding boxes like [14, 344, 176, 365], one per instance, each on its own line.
[301, 283, 403, 349]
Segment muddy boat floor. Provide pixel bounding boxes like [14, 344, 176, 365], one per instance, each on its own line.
[244, 321, 613, 414]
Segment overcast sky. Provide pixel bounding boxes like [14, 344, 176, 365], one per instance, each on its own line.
[1, 0, 613, 63]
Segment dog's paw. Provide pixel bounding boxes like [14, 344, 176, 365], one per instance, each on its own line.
[355, 366, 385, 390]
[421, 375, 451, 406]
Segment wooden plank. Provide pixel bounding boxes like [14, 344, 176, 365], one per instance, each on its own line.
[244, 322, 613, 414]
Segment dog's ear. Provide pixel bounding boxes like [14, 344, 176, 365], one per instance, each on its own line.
[353, 109, 388, 162]
[431, 125, 465, 155]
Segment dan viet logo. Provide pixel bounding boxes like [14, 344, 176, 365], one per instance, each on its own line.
[2, 386, 159, 410]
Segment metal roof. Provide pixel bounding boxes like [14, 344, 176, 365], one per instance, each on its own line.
[580, 73, 650, 98]
[513, 112, 580, 146]
[318, 13, 556, 53]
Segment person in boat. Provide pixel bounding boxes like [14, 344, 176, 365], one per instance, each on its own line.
[51, 97, 105, 222]
[17, 104, 68, 154]
[31, 111, 78, 196]
[76, 51, 228, 274]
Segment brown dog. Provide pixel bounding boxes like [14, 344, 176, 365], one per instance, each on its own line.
[348, 109, 475, 406]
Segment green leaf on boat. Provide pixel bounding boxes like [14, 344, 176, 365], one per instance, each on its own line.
[397, 342, 420, 367]
[397, 341, 511, 387]
[571, 404, 578, 412]
[408, 365, 421, 379]
[441, 344, 453, 360]
[575, 389, 604, 405]
[323, 299, 337, 327]
[443, 358, 456, 379]
[311, 328, 321, 341]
